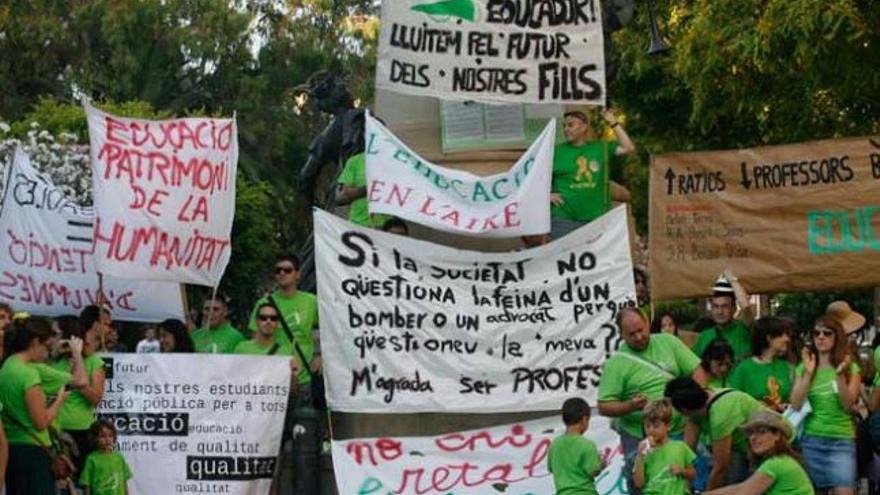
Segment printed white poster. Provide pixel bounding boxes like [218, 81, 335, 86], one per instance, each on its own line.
[365, 112, 553, 237]
[96, 354, 291, 495]
[332, 415, 627, 495]
[85, 101, 238, 287]
[0, 147, 184, 321]
[377, 0, 607, 105]
[315, 206, 636, 413]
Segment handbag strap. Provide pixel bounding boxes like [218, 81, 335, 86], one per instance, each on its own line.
[707, 389, 736, 413]
[616, 351, 676, 380]
[266, 343, 281, 356]
[2, 409, 52, 452]
[267, 295, 317, 380]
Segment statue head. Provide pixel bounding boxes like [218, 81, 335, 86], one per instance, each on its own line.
[302, 71, 354, 115]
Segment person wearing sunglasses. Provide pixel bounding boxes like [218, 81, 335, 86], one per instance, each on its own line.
[247, 254, 319, 393]
[236, 303, 292, 356]
[703, 410, 814, 495]
[191, 297, 244, 354]
[790, 316, 860, 495]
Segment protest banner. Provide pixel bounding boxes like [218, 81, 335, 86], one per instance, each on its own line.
[96, 353, 290, 495]
[84, 101, 238, 287]
[332, 414, 626, 495]
[365, 111, 553, 237]
[0, 147, 184, 321]
[315, 206, 635, 413]
[376, 0, 607, 105]
[649, 135, 880, 300]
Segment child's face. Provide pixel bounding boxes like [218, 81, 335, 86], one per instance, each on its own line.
[644, 418, 669, 443]
[96, 427, 116, 451]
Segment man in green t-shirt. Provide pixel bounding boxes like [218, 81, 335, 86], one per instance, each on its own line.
[598, 307, 707, 495]
[336, 152, 391, 228]
[692, 271, 755, 362]
[548, 398, 604, 495]
[549, 108, 635, 239]
[248, 254, 319, 389]
[191, 298, 245, 354]
[665, 376, 768, 490]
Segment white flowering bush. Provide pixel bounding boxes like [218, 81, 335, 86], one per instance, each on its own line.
[0, 121, 93, 205]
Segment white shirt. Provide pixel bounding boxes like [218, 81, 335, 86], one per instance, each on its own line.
[136, 339, 161, 353]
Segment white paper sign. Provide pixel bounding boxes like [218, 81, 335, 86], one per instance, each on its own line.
[96, 354, 291, 495]
[377, 0, 606, 105]
[315, 207, 635, 413]
[0, 148, 184, 321]
[85, 101, 238, 287]
[365, 112, 553, 237]
[332, 415, 627, 495]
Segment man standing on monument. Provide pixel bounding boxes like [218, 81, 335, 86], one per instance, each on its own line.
[692, 270, 754, 363]
[549, 108, 635, 239]
[598, 307, 707, 495]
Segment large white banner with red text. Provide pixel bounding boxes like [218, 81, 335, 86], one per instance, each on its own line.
[0, 147, 183, 321]
[365, 111, 552, 237]
[85, 101, 237, 286]
[315, 207, 635, 413]
[331, 415, 626, 495]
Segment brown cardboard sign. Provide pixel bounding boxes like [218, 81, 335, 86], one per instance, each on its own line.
[649, 136, 880, 300]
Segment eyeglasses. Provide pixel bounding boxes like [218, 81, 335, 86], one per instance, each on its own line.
[274, 266, 295, 275]
[812, 327, 834, 338]
[258, 314, 280, 322]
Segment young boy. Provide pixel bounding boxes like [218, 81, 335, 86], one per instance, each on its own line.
[80, 420, 133, 495]
[633, 399, 697, 495]
[548, 398, 605, 495]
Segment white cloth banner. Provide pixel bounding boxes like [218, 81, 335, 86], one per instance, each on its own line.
[365, 112, 553, 237]
[332, 415, 627, 495]
[315, 207, 635, 413]
[377, 0, 606, 105]
[96, 354, 291, 495]
[85, 101, 238, 286]
[0, 148, 183, 321]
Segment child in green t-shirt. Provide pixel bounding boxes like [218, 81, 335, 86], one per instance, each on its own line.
[548, 398, 605, 495]
[80, 420, 133, 495]
[634, 399, 697, 495]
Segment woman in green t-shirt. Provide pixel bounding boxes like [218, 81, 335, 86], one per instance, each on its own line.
[0, 316, 84, 495]
[703, 410, 814, 495]
[52, 315, 106, 474]
[790, 316, 860, 494]
[729, 317, 794, 412]
[700, 338, 735, 390]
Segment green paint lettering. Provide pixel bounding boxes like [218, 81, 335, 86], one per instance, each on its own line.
[472, 181, 492, 202]
[808, 206, 880, 254]
[366, 133, 380, 154]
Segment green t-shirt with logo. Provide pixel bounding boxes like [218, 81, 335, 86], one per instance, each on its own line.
[339, 153, 391, 228]
[80, 451, 133, 495]
[551, 141, 617, 222]
[796, 363, 860, 439]
[0, 356, 71, 445]
[548, 434, 601, 495]
[234, 339, 293, 356]
[192, 322, 245, 354]
[756, 455, 815, 495]
[692, 320, 752, 362]
[704, 389, 767, 454]
[598, 334, 701, 438]
[249, 290, 318, 384]
[730, 358, 794, 407]
[52, 355, 105, 431]
[642, 440, 696, 495]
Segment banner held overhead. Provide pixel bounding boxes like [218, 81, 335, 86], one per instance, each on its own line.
[0, 147, 184, 321]
[365, 111, 553, 237]
[315, 207, 635, 413]
[649, 135, 880, 301]
[84, 101, 238, 287]
[377, 0, 607, 105]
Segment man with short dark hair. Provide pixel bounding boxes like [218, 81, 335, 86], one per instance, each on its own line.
[548, 398, 603, 495]
[598, 307, 706, 495]
[192, 298, 244, 354]
[692, 270, 754, 362]
[550, 108, 635, 239]
[664, 376, 767, 489]
[248, 254, 320, 392]
[81, 305, 114, 351]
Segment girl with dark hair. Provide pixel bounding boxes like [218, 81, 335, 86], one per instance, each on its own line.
[650, 311, 678, 335]
[0, 316, 86, 494]
[729, 317, 795, 412]
[703, 410, 814, 494]
[158, 319, 194, 353]
[790, 316, 860, 494]
[701, 338, 735, 389]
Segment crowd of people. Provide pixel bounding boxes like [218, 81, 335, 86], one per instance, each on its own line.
[550, 274, 879, 495]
